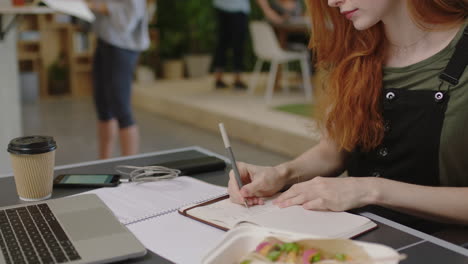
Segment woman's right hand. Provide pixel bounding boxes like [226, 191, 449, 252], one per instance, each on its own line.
[228, 162, 287, 206]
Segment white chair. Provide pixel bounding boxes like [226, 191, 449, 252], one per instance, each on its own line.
[248, 21, 313, 102]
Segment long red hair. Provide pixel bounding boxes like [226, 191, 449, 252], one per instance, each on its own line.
[308, 0, 467, 152]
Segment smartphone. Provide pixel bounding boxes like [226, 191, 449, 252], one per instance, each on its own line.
[53, 174, 121, 188]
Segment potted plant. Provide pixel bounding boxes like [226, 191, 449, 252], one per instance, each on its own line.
[137, 42, 158, 83]
[183, 2, 216, 78]
[157, 1, 188, 80]
[136, 4, 158, 83]
[48, 55, 69, 95]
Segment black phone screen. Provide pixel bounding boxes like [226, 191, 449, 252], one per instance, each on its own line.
[54, 174, 121, 188]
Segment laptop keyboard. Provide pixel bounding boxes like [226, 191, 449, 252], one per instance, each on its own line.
[0, 204, 81, 264]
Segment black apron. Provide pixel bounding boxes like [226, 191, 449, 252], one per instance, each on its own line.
[347, 26, 468, 234]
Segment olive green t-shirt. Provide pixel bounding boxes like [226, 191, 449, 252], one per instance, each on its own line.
[383, 22, 468, 187]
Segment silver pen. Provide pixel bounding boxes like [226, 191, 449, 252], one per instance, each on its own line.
[219, 123, 249, 208]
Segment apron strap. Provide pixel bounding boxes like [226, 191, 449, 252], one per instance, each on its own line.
[439, 25, 468, 86]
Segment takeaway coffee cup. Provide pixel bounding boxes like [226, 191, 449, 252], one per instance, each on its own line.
[7, 136, 57, 201]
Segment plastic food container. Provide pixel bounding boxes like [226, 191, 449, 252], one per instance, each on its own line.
[202, 224, 401, 264]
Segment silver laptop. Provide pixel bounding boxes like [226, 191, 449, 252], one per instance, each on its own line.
[0, 194, 146, 264]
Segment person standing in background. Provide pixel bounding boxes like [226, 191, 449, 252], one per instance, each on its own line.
[257, 0, 289, 24]
[86, 0, 149, 159]
[256, 0, 303, 24]
[212, 0, 250, 89]
[270, 0, 304, 22]
[212, 0, 294, 90]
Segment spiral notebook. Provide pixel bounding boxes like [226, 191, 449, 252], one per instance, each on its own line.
[80, 176, 227, 225]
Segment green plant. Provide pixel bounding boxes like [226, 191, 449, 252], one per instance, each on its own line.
[184, 2, 216, 54]
[48, 55, 69, 95]
[139, 42, 158, 71]
[48, 62, 67, 81]
[155, 1, 265, 70]
[274, 103, 314, 117]
[157, 1, 189, 60]
[157, 2, 217, 57]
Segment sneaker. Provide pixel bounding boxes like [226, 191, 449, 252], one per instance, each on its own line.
[233, 80, 247, 90]
[215, 80, 228, 89]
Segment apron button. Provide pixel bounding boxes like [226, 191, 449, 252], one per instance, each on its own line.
[434, 92, 444, 102]
[371, 172, 381, 177]
[378, 147, 389, 157]
[384, 120, 391, 132]
[386, 91, 396, 101]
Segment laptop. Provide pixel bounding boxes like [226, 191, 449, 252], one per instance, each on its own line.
[0, 194, 146, 264]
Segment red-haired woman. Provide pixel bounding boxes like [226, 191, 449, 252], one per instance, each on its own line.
[228, 0, 468, 238]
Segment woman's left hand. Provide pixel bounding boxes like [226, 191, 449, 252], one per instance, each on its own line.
[273, 176, 377, 211]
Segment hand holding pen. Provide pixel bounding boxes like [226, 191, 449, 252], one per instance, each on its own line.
[219, 123, 249, 208]
[219, 123, 286, 207]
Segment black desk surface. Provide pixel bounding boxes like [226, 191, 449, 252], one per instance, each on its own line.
[1, 146, 467, 264]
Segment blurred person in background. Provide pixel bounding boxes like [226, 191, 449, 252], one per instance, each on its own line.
[86, 0, 149, 159]
[212, 0, 300, 90]
[262, 0, 310, 53]
[257, 0, 305, 24]
[212, 0, 250, 89]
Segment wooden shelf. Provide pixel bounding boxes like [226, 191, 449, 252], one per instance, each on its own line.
[18, 40, 39, 45]
[15, 13, 96, 97]
[50, 23, 72, 30]
[72, 64, 92, 73]
[73, 53, 92, 59]
[18, 51, 40, 61]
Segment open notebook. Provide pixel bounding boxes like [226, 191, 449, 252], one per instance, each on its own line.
[179, 196, 377, 238]
[79, 176, 227, 225]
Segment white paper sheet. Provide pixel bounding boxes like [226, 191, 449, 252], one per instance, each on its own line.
[247, 206, 377, 238]
[127, 212, 225, 264]
[42, 0, 94, 22]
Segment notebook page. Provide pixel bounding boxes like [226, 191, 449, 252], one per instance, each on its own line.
[80, 176, 227, 225]
[128, 212, 225, 264]
[247, 206, 376, 238]
[187, 197, 375, 238]
[187, 197, 281, 228]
